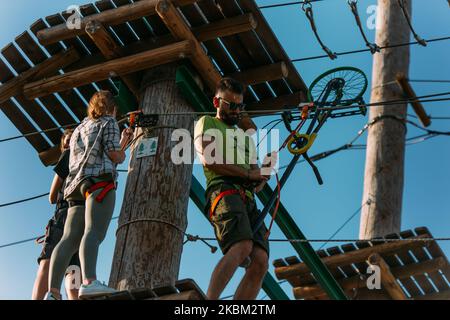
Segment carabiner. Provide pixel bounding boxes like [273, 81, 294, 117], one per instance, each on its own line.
[287, 132, 317, 155]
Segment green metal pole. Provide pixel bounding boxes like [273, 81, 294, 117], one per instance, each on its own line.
[257, 185, 348, 300]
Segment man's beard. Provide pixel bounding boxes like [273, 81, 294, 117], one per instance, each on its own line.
[219, 109, 241, 126]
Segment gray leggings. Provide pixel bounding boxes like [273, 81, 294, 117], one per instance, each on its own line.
[49, 180, 115, 290]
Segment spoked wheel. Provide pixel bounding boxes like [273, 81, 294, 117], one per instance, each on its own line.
[307, 67, 368, 106]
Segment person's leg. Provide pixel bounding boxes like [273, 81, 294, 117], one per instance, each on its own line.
[233, 245, 269, 300]
[48, 205, 85, 298]
[207, 240, 253, 300]
[79, 189, 115, 285]
[32, 259, 50, 300]
[64, 270, 80, 300]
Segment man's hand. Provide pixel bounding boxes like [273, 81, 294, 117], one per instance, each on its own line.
[261, 151, 278, 176]
[248, 168, 268, 182]
[254, 181, 266, 193]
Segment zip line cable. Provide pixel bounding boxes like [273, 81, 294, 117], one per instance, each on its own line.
[291, 36, 450, 62]
[259, 0, 324, 10]
[2, 92, 450, 144]
[0, 193, 49, 208]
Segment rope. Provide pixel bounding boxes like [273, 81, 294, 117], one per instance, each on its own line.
[116, 218, 185, 236]
[0, 193, 49, 208]
[259, 0, 324, 10]
[397, 0, 427, 47]
[348, 0, 380, 54]
[302, 0, 337, 60]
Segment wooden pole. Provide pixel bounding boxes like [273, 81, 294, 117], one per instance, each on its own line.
[109, 63, 195, 290]
[359, 0, 412, 239]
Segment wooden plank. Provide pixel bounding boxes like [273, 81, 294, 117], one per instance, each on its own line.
[229, 62, 288, 86]
[111, 0, 154, 40]
[30, 19, 99, 103]
[275, 234, 432, 280]
[133, 0, 170, 37]
[238, 0, 308, 93]
[368, 253, 408, 300]
[85, 20, 141, 98]
[95, 0, 139, 45]
[294, 257, 448, 300]
[78, 3, 123, 47]
[399, 230, 440, 295]
[37, 0, 198, 45]
[0, 99, 49, 152]
[152, 285, 178, 296]
[382, 233, 423, 297]
[247, 92, 305, 112]
[214, 0, 292, 99]
[1, 42, 76, 126]
[156, 0, 221, 92]
[193, 13, 257, 42]
[0, 44, 79, 104]
[196, 0, 272, 101]
[273, 258, 287, 268]
[24, 40, 193, 99]
[175, 279, 208, 300]
[327, 246, 357, 279]
[414, 289, 450, 300]
[0, 56, 61, 145]
[414, 227, 450, 288]
[44, 14, 117, 95]
[14, 32, 86, 120]
[156, 289, 202, 300]
[396, 73, 431, 127]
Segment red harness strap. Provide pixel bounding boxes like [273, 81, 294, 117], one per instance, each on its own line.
[209, 188, 246, 220]
[85, 181, 116, 203]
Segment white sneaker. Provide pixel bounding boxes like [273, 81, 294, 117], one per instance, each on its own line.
[78, 280, 117, 299]
[44, 292, 61, 300]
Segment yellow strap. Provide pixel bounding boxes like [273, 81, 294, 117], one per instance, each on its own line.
[287, 132, 317, 155]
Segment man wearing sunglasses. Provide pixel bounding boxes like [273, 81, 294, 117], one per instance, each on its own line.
[194, 78, 277, 300]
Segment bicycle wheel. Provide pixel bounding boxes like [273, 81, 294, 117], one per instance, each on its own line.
[308, 67, 368, 106]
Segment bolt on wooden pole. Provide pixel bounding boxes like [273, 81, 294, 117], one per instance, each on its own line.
[359, 0, 412, 239]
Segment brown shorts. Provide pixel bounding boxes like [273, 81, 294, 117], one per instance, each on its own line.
[207, 183, 270, 256]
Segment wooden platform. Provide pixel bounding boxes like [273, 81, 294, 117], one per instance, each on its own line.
[0, 0, 308, 164]
[88, 278, 207, 300]
[273, 227, 450, 300]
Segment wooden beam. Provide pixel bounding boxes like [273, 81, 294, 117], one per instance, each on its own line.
[246, 92, 305, 113]
[155, 290, 203, 300]
[293, 257, 447, 300]
[275, 234, 431, 280]
[24, 40, 193, 99]
[193, 13, 257, 42]
[414, 289, 450, 300]
[368, 253, 408, 300]
[156, 0, 220, 91]
[36, 0, 198, 46]
[229, 62, 288, 86]
[0, 47, 79, 103]
[396, 72, 431, 127]
[85, 20, 141, 98]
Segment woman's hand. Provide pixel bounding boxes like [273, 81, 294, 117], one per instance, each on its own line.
[120, 127, 134, 150]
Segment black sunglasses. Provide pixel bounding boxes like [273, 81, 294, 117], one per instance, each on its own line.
[219, 97, 246, 111]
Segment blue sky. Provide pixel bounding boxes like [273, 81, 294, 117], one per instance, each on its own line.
[0, 0, 449, 300]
